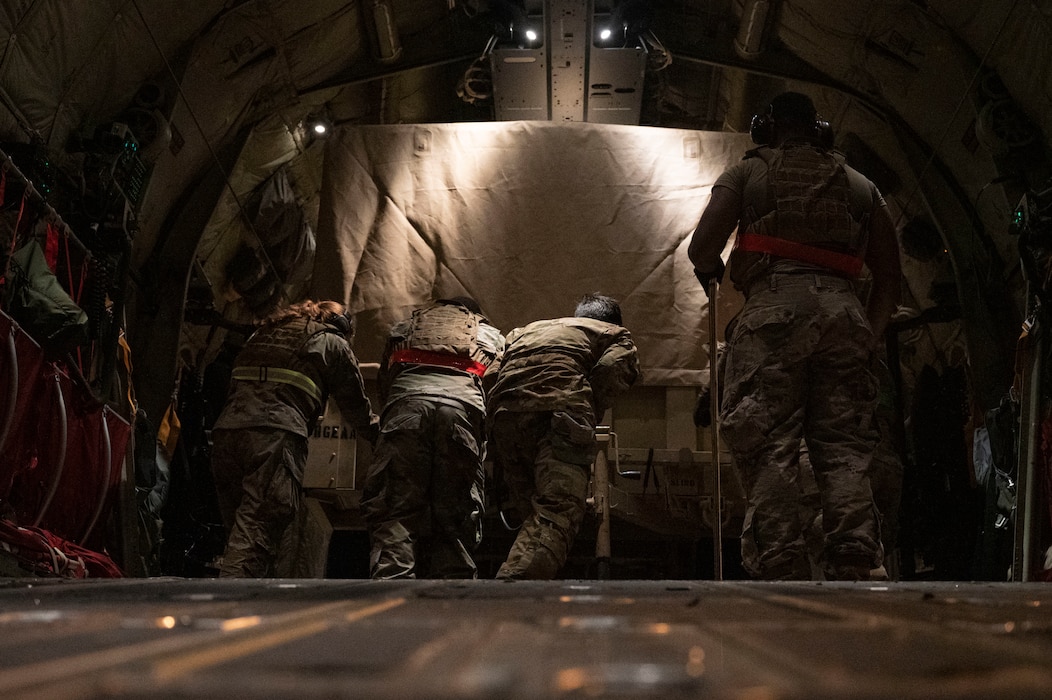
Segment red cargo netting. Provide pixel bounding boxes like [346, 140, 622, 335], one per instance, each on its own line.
[1, 310, 130, 557]
[0, 518, 123, 578]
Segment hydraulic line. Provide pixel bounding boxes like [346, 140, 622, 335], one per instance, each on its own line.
[0, 327, 16, 456]
[33, 371, 69, 527]
[79, 406, 113, 544]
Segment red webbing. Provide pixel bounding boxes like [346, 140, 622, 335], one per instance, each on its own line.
[0, 518, 123, 578]
[390, 348, 487, 377]
[737, 232, 864, 278]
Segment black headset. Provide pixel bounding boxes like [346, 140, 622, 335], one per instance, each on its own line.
[328, 311, 354, 336]
[749, 107, 834, 149]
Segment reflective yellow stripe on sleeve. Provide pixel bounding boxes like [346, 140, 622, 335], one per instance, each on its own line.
[231, 366, 323, 404]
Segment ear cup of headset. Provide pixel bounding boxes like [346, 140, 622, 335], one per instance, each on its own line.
[329, 312, 354, 336]
[750, 112, 775, 145]
[814, 119, 834, 149]
[751, 112, 835, 149]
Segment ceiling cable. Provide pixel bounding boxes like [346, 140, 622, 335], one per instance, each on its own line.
[892, 0, 1023, 229]
[127, 0, 286, 302]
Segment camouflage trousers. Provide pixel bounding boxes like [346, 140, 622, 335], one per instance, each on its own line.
[721, 273, 882, 581]
[740, 443, 825, 580]
[740, 420, 903, 579]
[211, 427, 307, 578]
[361, 397, 485, 579]
[491, 410, 594, 580]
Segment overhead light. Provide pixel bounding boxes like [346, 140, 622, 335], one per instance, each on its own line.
[594, 1, 653, 48]
[305, 113, 333, 139]
[596, 24, 626, 46]
[593, 14, 627, 47]
[518, 22, 541, 47]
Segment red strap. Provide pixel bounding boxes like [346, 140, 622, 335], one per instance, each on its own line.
[390, 348, 487, 377]
[737, 232, 864, 278]
[45, 221, 59, 271]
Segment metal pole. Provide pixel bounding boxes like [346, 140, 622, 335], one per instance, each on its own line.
[708, 279, 724, 581]
[1014, 324, 1043, 581]
[594, 430, 612, 580]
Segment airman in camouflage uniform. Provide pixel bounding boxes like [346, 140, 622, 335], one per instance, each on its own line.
[361, 298, 505, 579]
[211, 300, 378, 578]
[489, 293, 639, 580]
[688, 92, 902, 581]
[702, 318, 903, 580]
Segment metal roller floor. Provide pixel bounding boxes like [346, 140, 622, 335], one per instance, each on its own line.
[1, 578, 1050, 699]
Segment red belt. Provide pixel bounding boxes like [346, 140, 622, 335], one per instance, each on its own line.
[390, 349, 487, 377]
[737, 232, 864, 278]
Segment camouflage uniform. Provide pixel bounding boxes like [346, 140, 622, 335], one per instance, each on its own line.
[714, 143, 891, 580]
[212, 316, 376, 577]
[488, 317, 639, 580]
[361, 301, 505, 579]
[734, 356, 902, 580]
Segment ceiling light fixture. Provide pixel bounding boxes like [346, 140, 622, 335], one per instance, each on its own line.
[305, 113, 333, 139]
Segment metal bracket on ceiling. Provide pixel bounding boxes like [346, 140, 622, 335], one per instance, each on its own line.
[489, 0, 650, 125]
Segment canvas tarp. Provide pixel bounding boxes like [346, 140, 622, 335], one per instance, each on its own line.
[312, 121, 752, 386]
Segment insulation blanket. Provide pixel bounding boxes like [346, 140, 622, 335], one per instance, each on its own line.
[313, 122, 751, 385]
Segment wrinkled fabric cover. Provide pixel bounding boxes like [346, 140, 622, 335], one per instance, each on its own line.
[313, 122, 752, 384]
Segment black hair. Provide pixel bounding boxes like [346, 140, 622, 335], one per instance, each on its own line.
[574, 292, 623, 326]
[768, 91, 818, 130]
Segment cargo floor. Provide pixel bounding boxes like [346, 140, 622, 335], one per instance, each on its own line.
[1, 578, 1050, 699]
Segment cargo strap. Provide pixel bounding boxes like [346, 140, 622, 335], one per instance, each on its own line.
[231, 366, 323, 403]
[737, 232, 864, 278]
[390, 348, 487, 377]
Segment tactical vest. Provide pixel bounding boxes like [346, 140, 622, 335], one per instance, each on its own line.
[388, 303, 491, 376]
[231, 318, 331, 405]
[729, 145, 867, 284]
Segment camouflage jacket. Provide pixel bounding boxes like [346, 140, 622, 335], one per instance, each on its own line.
[214, 317, 374, 438]
[488, 316, 639, 426]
